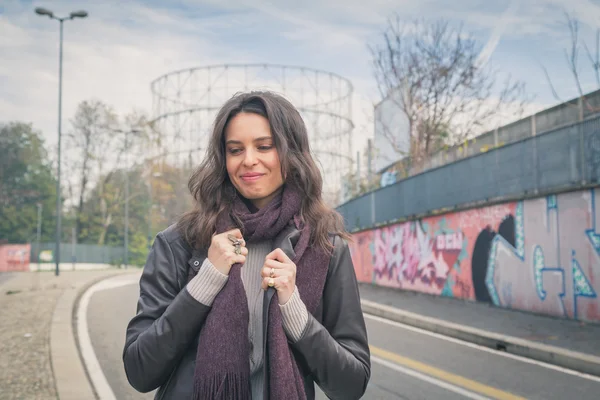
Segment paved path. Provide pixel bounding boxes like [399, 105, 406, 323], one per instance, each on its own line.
[359, 283, 600, 357]
[0, 269, 132, 400]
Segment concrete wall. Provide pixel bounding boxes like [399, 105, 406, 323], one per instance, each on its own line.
[349, 187, 600, 322]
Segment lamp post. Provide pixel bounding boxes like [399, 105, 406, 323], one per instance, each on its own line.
[147, 171, 161, 252]
[124, 129, 130, 269]
[112, 128, 142, 269]
[35, 7, 88, 277]
[36, 203, 42, 272]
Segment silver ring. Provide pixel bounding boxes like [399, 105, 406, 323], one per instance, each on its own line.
[227, 234, 242, 246]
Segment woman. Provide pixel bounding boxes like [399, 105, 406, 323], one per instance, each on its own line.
[123, 91, 371, 399]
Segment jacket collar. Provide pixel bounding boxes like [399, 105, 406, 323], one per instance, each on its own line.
[273, 220, 300, 261]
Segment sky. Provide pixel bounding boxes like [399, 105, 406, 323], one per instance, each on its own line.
[2, 0, 600, 167]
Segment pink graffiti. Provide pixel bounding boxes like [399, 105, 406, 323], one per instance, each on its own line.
[401, 224, 420, 282]
[458, 205, 513, 230]
[368, 221, 458, 294]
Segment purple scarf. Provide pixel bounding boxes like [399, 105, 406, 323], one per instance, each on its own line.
[192, 184, 331, 399]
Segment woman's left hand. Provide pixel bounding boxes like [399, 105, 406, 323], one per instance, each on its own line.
[261, 248, 296, 305]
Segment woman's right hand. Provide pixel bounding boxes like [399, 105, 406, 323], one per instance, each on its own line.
[207, 229, 248, 275]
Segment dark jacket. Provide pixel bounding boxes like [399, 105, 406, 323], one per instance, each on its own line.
[122, 223, 371, 399]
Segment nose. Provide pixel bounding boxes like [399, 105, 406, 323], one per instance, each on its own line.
[243, 148, 258, 167]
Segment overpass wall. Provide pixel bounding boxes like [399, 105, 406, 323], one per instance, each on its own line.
[349, 187, 600, 322]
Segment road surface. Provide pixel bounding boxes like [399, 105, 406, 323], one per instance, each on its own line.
[85, 275, 600, 399]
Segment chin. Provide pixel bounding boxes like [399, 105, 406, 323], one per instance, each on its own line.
[239, 188, 264, 200]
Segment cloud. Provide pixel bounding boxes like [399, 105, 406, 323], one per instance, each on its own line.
[0, 1, 257, 148]
[2, 0, 599, 165]
[476, 0, 520, 66]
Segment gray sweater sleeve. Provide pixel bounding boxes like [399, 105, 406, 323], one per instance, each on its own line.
[279, 286, 309, 342]
[185, 258, 229, 306]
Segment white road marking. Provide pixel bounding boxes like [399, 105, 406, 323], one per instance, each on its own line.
[371, 356, 492, 400]
[364, 313, 600, 383]
[76, 273, 141, 400]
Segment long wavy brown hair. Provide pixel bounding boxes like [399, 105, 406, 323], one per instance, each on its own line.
[177, 91, 350, 253]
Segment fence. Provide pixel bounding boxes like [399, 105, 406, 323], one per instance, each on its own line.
[338, 114, 600, 232]
[379, 89, 600, 177]
[30, 242, 126, 264]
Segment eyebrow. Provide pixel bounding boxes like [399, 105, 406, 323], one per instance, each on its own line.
[225, 136, 273, 145]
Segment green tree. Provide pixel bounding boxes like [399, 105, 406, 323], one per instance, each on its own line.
[0, 122, 57, 243]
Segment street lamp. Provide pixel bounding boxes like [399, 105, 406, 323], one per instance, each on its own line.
[112, 128, 143, 269]
[35, 7, 88, 277]
[147, 171, 162, 252]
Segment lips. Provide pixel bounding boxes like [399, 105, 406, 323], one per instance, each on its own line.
[240, 173, 264, 182]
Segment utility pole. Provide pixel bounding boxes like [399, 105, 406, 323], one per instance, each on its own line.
[35, 7, 88, 276]
[36, 203, 42, 272]
[367, 139, 373, 189]
[124, 129, 129, 269]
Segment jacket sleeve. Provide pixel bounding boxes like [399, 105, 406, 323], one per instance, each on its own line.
[290, 236, 371, 399]
[122, 232, 211, 393]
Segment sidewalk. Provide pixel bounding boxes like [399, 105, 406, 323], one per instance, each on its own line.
[0, 269, 138, 400]
[359, 283, 600, 376]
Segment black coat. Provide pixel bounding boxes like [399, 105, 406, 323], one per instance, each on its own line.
[122, 223, 371, 399]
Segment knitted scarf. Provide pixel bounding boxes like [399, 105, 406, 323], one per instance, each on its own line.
[192, 184, 331, 399]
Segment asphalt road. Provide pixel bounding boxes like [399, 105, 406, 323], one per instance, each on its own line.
[86, 276, 600, 399]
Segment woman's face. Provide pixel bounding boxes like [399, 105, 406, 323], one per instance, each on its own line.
[225, 112, 284, 209]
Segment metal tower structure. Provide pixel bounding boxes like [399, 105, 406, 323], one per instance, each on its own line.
[149, 64, 354, 209]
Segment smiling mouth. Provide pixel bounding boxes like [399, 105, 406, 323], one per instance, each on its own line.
[241, 174, 263, 182]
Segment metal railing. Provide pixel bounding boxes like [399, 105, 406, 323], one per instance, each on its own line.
[31, 242, 126, 264]
[338, 115, 600, 232]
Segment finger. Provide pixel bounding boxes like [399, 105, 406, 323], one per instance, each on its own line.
[261, 276, 281, 290]
[224, 231, 245, 247]
[228, 252, 246, 266]
[261, 266, 293, 279]
[266, 248, 292, 264]
[230, 243, 248, 255]
[260, 265, 296, 277]
[225, 228, 243, 239]
[263, 258, 285, 270]
[261, 276, 291, 290]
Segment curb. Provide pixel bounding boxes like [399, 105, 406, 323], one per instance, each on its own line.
[50, 270, 139, 400]
[361, 299, 600, 378]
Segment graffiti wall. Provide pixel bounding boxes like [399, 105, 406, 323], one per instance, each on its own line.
[349, 188, 600, 322]
[0, 244, 31, 272]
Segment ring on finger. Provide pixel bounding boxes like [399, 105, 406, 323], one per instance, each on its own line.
[234, 245, 241, 255]
[227, 234, 241, 245]
[268, 277, 275, 287]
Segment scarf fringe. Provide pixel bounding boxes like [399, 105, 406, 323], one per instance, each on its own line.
[192, 372, 251, 400]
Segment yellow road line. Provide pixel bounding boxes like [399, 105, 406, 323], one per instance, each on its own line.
[370, 345, 527, 400]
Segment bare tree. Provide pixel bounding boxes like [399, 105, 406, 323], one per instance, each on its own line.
[542, 12, 600, 116]
[63, 100, 152, 244]
[370, 17, 528, 169]
[63, 100, 115, 241]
